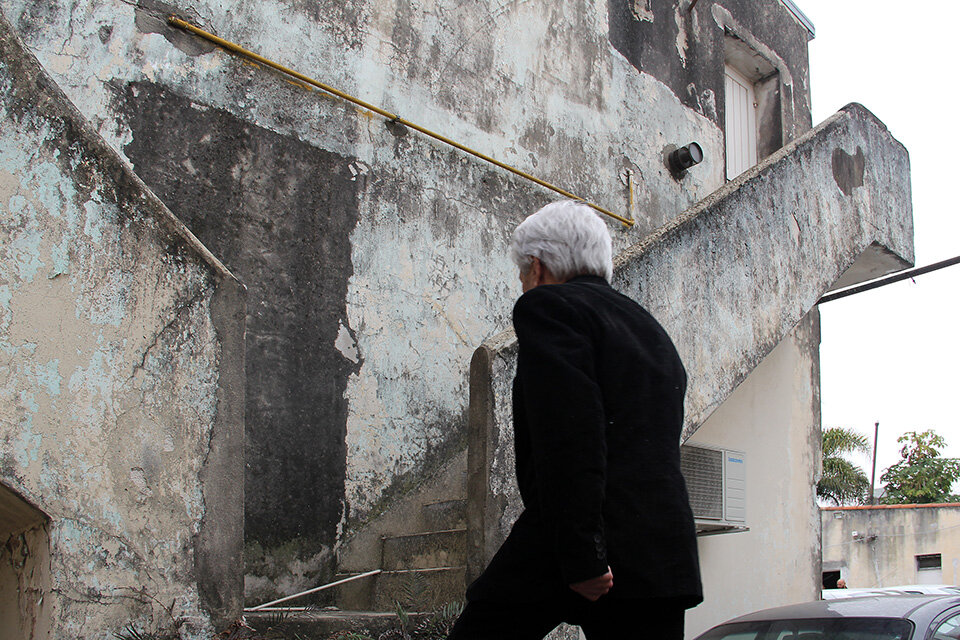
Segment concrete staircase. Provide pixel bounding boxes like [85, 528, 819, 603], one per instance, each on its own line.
[245, 458, 468, 637]
[333, 451, 469, 613]
[245, 610, 426, 638]
[337, 502, 468, 611]
[468, 103, 914, 576]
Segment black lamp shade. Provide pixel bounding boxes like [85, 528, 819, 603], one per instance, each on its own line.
[669, 142, 704, 175]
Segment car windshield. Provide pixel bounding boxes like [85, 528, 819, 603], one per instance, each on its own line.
[697, 618, 914, 640]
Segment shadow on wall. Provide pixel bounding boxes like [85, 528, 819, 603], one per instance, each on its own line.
[0, 483, 51, 640]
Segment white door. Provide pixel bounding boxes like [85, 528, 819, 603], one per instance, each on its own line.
[724, 65, 758, 180]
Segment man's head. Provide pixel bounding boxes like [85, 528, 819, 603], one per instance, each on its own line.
[510, 200, 614, 292]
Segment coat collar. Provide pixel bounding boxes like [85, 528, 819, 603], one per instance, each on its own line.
[566, 274, 611, 288]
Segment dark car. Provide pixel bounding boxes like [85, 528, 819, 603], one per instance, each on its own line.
[693, 595, 960, 640]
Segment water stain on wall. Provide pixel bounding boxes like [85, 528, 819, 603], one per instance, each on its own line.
[117, 81, 361, 555]
[832, 146, 866, 197]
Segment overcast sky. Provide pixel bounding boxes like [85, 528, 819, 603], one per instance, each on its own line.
[799, 0, 960, 487]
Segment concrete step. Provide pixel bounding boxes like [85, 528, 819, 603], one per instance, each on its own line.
[422, 498, 466, 530]
[333, 566, 466, 612]
[245, 609, 426, 639]
[381, 528, 466, 571]
[246, 607, 578, 639]
[334, 571, 378, 612]
[336, 450, 468, 576]
[372, 567, 466, 611]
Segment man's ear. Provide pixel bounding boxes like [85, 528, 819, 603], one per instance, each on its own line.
[528, 257, 544, 284]
[535, 259, 563, 286]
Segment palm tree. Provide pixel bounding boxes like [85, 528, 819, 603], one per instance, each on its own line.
[818, 427, 871, 506]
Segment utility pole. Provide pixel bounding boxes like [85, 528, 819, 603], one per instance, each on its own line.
[869, 421, 879, 505]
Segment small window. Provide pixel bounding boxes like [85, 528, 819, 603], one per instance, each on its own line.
[821, 570, 841, 589]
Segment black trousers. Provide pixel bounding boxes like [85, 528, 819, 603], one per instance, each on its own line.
[447, 594, 686, 640]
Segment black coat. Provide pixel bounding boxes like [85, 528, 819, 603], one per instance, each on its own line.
[467, 275, 702, 607]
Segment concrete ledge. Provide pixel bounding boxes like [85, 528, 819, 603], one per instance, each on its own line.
[381, 529, 466, 571]
[246, 610, 431, 638]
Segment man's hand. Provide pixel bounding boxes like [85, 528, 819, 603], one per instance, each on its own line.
[569, 568, 613, 601]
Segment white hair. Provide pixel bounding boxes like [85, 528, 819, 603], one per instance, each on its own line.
[510, 200, 613, 282]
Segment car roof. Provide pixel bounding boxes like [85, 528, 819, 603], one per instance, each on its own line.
[727, 594, 960, 622]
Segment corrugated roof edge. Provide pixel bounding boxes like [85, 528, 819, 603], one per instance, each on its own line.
[780, 0, 816, 39]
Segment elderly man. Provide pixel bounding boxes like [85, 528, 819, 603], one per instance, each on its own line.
[448, 201, 702, 639]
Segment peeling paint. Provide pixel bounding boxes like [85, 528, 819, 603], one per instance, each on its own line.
[674, 4, 689, 66]
[631, 0, 654, 22]
[133, 0, 216, 58]
[35, 359, 60, 396]
[832, 146, 866, 196]
[335, 321, 360, 364]
[0, 13, 244, 636]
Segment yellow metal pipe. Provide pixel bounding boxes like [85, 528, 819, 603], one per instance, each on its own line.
[167, 16, 634, 227]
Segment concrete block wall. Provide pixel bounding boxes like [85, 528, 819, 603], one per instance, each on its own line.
[0, 14, 245, 638]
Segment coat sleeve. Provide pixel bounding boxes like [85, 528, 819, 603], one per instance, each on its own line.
[513, 286, 609, 584]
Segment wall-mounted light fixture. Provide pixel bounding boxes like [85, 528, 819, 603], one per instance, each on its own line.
[668, 142, 703, 178]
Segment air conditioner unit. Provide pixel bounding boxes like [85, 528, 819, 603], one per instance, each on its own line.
[680, 443, 748, 536]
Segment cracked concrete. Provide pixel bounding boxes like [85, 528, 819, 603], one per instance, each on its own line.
[0, 11, 245, 638]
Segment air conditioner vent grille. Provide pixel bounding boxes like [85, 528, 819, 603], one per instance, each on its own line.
[680, 445, 723, 520]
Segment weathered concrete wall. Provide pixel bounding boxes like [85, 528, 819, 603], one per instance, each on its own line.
[0, 13, 244, 638]
[822, 504, 960, 588]
[3, 0, 815, 596]
[616, 103, 913, 439]
[609, 0, 812, 139]
[684, 312, 821, 637]
[115, 80, 365, 592]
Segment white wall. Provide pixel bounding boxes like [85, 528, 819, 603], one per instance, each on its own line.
[684, 312, 822, 637]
